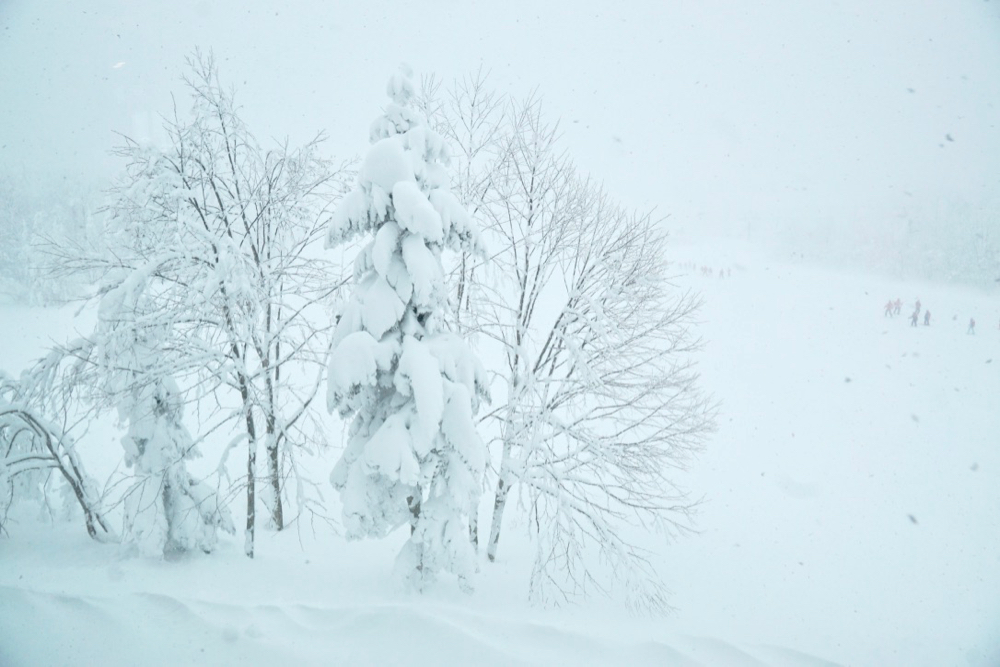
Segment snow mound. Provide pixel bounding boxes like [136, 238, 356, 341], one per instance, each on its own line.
[0, 584, 841, 667]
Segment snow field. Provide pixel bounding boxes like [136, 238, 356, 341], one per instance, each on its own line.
[2, 241, 999, 665]
[662, 243, 1000, 665]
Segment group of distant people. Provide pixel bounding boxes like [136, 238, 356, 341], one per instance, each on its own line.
[696, 265, 731, 278]
[675, 261, 735, 279]
[884, 297, 981, 334]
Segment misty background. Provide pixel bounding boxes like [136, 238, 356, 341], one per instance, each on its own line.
[2, 0, 999, 287]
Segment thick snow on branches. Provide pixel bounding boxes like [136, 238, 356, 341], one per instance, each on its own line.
[327, 67, 489, 591]
[97, 274, 234, 556]
[78, 53, 347, 557]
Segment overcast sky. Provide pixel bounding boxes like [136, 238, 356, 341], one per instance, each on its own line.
[2, 0, 999, 237]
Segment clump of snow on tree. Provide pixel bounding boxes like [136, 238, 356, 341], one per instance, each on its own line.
[326, 66, 489, 592]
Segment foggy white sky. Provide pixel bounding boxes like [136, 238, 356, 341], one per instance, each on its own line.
[2, 0, 999, 236]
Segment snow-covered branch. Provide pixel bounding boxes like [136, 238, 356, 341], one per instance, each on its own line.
[432, 76, 715, 611]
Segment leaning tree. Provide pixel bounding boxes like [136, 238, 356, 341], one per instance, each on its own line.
[0, 347, 114, 541]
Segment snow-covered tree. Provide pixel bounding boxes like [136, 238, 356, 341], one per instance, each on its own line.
[0, 345, 114, 541]
[54, 52, 349, 557]
[95, 271, 233, 556]
[0, 175, 33, 300]
[428, 80, 715, 611]
[0, 172, 102, 304]
[326, 67, 489, 591]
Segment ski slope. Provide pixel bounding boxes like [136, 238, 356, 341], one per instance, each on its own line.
[1, 241, 997, 666]
[663, 242, 1000, 665]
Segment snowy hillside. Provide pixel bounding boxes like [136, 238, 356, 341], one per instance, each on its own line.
[2, 242, 997, 666]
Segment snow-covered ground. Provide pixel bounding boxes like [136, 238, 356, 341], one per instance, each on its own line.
[663, 243, 1000, 665]
[2, 241, 997, 666]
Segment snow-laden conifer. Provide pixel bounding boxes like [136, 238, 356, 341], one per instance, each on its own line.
[327, 67, 488, 591]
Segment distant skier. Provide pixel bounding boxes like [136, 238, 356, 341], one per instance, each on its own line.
[910, 310, 919, 327]
[885, 300, 894, 317]
[968, 318, 976, 335]
[915, 299, 921, 314]
[893, 299, 902, 315]
[924, 310, 931, 326]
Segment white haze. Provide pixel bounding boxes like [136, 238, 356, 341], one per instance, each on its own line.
[2, 2, 1000, 664]
[2, 0, 999, 266]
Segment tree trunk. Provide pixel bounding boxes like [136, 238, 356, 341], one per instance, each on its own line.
[487, 471, 511, 562]
[455, 252, 467, 327]
[241, 378, 258, 559]
[265, 426, 283, 530]
[261, 326, 283, 531]
[245, 437, 256, 559]
[407, 493, 421, 535]
[469, 503, 479, 550]
[404, 492, 425, 584]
